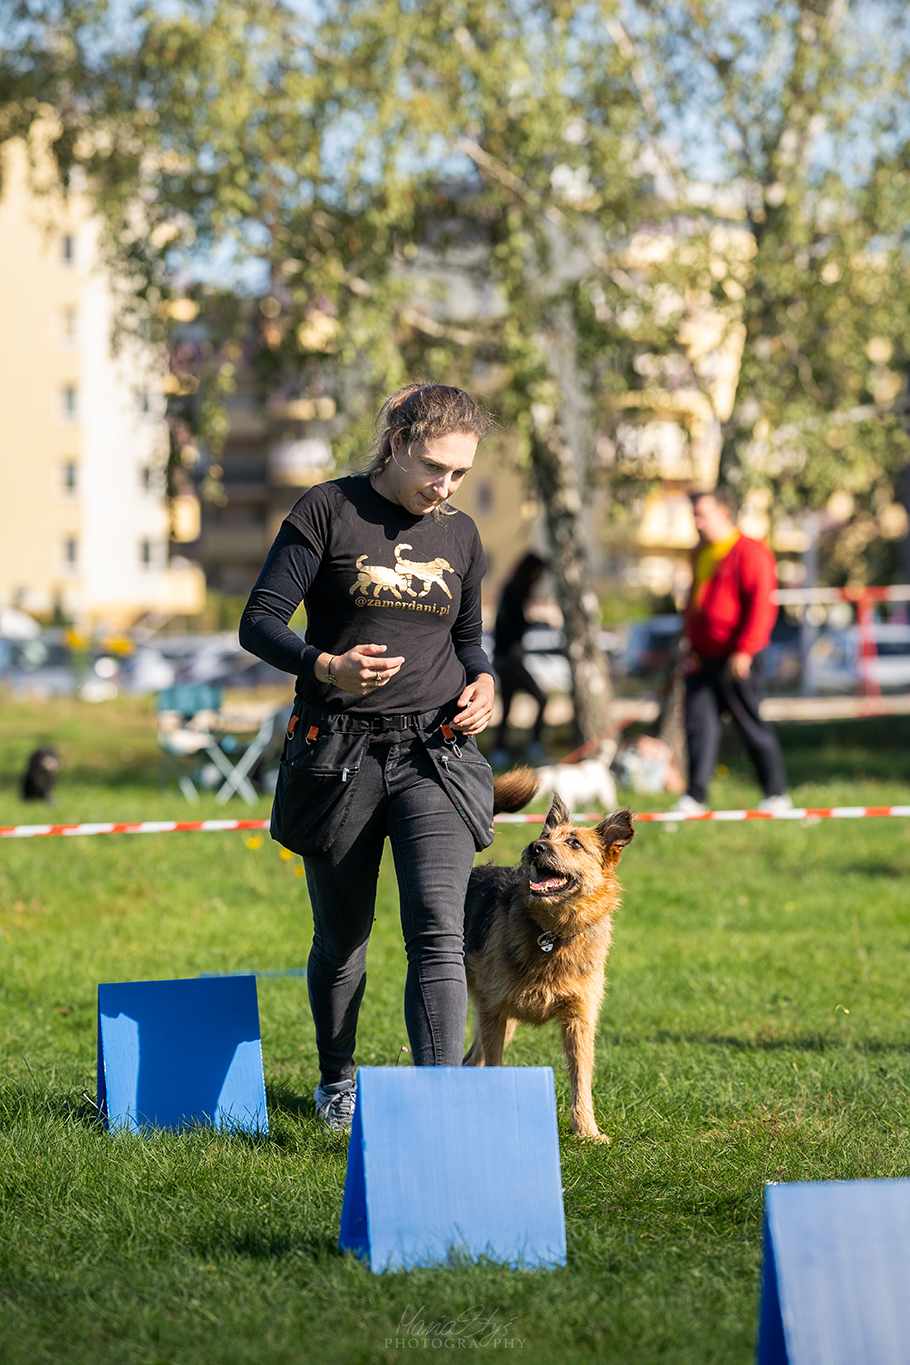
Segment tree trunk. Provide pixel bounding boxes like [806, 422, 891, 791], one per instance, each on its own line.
[655, 659, 686, 778]
[528, 395, 613, 744]
[527, 300, 613, 744]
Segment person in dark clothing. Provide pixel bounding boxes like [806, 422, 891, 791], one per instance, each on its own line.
[238, 383, 497, 1132]
[672, 487, 790, 815]
[490, 551, 549, 766]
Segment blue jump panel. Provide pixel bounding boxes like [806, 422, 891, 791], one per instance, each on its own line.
[97, 975, 268, 1135]
[339, 1066, 566, 1273]
[757, 1179, 910, 1364]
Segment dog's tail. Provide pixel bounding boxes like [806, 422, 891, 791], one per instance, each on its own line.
[492, 766, 539, 815]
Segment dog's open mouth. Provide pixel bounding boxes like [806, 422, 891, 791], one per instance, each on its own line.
[528, 868, 576, 897]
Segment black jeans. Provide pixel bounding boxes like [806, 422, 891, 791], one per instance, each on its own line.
[684, 659, 788, 804]
[303, 731, 477, 1085]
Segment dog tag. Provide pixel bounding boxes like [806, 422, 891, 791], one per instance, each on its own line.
[537, 932, 556, 954]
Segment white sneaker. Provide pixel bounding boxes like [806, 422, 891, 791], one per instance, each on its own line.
[668, 794, 707, 817]
[313, 1077, 356, 1132]
[758, 794, 793, 815]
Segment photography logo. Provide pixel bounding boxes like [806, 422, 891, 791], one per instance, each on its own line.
[384, 1304, 525, 1351]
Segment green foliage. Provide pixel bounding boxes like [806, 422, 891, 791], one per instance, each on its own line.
[633, 0, 910, 515]
[3, 0, 910, 562]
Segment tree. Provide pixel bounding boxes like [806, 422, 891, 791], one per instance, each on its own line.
[3, 0, 664, 741]
[7, 0, 909, 738]
[627, 0, 910, 558]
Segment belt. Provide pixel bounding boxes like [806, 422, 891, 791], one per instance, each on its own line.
[295, 702, 454, 735]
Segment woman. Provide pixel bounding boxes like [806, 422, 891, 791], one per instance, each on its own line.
[490, 551, 549, 767]
[238, 383, 497, 1132]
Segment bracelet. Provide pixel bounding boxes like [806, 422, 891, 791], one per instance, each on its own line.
[326, 655, 338, 685]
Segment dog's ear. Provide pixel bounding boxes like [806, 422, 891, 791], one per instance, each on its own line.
[595, 809, 635, 860]
[543, 794, 570, 831]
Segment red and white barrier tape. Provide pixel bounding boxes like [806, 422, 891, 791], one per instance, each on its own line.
[0, 819, 270, 840]
[2, 806, 910, 840]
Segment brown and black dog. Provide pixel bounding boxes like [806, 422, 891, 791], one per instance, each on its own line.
[463, 769, 634, 1142]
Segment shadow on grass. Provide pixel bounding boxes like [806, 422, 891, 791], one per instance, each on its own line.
[2, 1085, 311, 1149]
[266, 1080, 316, 1122]
[646, 1030, 910, 1054]
[0, 1087, 109, 1130]
[723, 714, 910, 789]
[192, 1225, 340, 1261]
[837, 860, 910, 878]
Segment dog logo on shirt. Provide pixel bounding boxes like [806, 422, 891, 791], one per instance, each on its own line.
[349, 542, 455, 613]
[393, 544, 454, 598]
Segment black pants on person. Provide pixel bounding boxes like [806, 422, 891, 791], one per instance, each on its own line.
[494, 650, 546, 748]
[303, 731, 476, 1085]
[684, 659, 787, 804]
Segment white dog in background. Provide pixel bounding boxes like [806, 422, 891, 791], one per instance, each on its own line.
[532, 740, 618, 812]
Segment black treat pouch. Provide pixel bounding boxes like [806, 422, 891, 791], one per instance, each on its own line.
[270, 723, 369, 858]
[419, 726, 495, 852]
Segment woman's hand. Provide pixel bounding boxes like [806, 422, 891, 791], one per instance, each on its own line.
[316, 644, 405, 696]
[453, 673, 496, 735]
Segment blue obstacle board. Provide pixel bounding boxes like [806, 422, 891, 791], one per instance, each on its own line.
[339, 1066, 567, 1273]
[757, 1179, 910, 1365]
[97, 975, 268, 1135]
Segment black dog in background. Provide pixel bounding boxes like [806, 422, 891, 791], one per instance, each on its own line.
[21, 747, 61, 802]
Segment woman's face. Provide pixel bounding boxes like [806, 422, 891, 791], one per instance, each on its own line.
[388, 429, 478, 515]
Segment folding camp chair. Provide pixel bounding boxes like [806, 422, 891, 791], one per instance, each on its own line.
[156, 683, 225, 803]
[211, 705, 290, 805]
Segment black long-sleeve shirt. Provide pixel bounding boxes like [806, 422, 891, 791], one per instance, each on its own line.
[238, 474, 492, 713]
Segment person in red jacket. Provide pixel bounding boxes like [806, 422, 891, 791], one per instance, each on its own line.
[673, 487, 790, 815]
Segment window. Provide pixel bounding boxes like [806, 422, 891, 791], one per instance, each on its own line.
[63, 537, 78, 569]
[62, 461, 78, 495]
[62, 385, 78, 420]
[140, 465, 153, 493]
[139, 538, 153, 570]
[139, 390, 151, 414]
[62, 234, 75, 265]
[62, 306, 77, 345]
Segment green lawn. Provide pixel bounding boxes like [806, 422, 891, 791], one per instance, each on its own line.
[1, 697, 909, 1364]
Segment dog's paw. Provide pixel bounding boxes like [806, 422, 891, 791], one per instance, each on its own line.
[573, 1126, 611, 1144]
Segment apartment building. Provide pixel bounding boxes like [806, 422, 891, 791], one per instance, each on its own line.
[0, 136, 203, 627]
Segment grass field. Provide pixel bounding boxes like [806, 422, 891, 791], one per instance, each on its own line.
[1, 696, 909, 1364]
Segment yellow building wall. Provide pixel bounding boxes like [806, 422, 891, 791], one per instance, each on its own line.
[0, 139, 84, 613]
[0, 137, 204, 626]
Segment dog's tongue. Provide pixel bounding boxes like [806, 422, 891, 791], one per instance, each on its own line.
[530, 874, 567, 893]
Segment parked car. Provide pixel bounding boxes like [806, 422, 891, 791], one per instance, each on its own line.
[809, 623, 910, 693]
[622, 615, 683, 679]
[483, 624, 622, 694]
[0, 634, 120, 700]
[621, 611, 808, 692]
[757, 614, 803, 692]
[118, 647, 177, 694]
